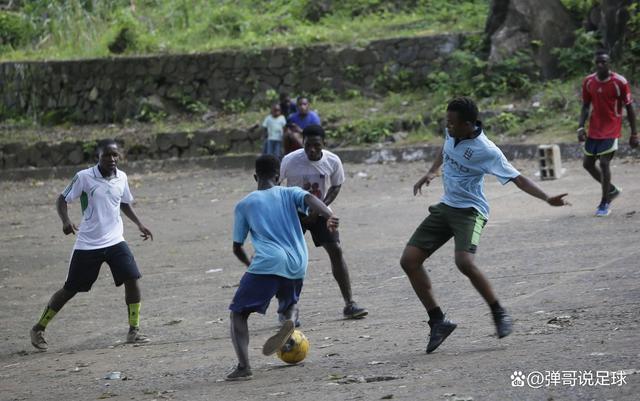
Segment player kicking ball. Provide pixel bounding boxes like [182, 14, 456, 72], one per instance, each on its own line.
[400, 97, 569, 354]
[30, 139, 153, 351]
[226, 154, 338, 381]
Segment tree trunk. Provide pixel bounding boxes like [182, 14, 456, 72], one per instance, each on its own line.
[485, 0, 577, 78]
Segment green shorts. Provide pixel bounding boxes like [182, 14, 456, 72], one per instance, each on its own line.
[407, 203, 488, 255]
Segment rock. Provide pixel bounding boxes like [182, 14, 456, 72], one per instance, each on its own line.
[486, 0, 576, 78]
[89, 87, 99, 102]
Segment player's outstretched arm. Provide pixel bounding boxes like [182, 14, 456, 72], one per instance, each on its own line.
[304, 194, 339, 232]
[120, 203, 153, 240]
[56, 194, 78, 235]
[511, 175, 570, 206]
[626, 104, 638, 148]
[414, 146, 443, 195]
[232, 242, 251, 267]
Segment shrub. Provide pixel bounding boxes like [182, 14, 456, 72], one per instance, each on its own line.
[552, 28, 600, 77]
[0, 11, 32, 48]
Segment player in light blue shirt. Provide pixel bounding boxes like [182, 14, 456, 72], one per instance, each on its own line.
[400, 97, 570, 354]
[226, 155, 338, 381]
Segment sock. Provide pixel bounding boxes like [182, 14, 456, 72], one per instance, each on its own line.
[427, 307, 444, 322]
[127, 303, 141, 329]
[37, 306, 58, 329]
[490, 301, 502, 313]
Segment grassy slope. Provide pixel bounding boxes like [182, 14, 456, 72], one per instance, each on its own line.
[1, 0, 627, 148]
[2, 0, 486, 61]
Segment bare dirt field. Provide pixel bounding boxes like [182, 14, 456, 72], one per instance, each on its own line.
[1, 157, 639, 401]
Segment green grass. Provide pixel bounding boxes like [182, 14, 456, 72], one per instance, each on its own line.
[1, 0, 487, 61]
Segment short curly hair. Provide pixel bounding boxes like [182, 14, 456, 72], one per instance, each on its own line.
[446, 97, 478, 123]
[255, 154, 280, 179]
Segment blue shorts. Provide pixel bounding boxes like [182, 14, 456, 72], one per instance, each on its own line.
[584, 138, 618, 156]
[229, 272, 303, 315]
[64, 241, 141, 292]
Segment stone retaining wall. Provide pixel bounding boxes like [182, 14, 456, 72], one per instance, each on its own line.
[0, 125, 265, 169]
[0, 34, 463, 123]
[3, 143, 638, 182]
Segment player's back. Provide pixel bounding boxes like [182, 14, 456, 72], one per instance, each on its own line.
[234, 186, 309, 279]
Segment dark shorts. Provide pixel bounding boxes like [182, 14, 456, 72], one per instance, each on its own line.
[298, 213, 339, 247]
[229, 272, 303, 315]
[64, 241, 141, 292]
[584, 138, 618, 156]
[407, 203, 488, 255]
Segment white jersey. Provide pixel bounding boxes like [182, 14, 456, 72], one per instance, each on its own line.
[280, 148, 345, 200]
[61, 165, 134, 250]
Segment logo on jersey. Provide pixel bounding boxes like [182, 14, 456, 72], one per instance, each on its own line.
[444, 152, 470, 173]
[463, 148, 474, 160]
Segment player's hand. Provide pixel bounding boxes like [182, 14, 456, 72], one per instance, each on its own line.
[138, 224, 153, 241]
[577, 128, 586, 142]
[413, 172, 437, 196]
[629, 134, 639, 148]
[62, 221, 78, 235]
[326, 215, 339, 232]
[546, 193, 570, 207]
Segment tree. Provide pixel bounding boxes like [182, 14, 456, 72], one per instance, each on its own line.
[485, 0, 577, 78]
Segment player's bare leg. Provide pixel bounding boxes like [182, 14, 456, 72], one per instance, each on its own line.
[31, 288, 76, 350]
[323, 242, 368, 319]
[455, 251, 512, 338]
[228, 311, 253, 381]
[400, 245, 456, 353]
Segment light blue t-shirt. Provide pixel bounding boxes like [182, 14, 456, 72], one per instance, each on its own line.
[233, 186, 310, 279]
[440, 128, 520, 218]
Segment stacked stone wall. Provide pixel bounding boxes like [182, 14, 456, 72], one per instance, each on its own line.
[0, 34, 463, 123]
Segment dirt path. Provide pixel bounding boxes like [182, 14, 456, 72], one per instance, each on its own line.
[1, 158, 639, 401]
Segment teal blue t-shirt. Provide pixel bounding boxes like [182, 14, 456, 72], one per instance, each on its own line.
[233, 186, 310, 279]
[441, 128, 520, 218]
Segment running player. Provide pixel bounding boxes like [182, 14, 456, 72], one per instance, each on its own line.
[401, 97, 569, 354]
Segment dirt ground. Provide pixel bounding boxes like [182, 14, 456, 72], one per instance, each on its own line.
[1, 157, 639, 401]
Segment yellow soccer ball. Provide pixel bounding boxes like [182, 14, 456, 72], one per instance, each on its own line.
[277, 329, 309, 364]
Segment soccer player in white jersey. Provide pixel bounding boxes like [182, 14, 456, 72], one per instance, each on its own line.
[400, 97, 570, 354]
[280, 125, 368, 321]
[30, 139, 153, 351]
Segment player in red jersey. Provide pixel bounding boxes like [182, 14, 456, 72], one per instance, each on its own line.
[578, 49, 638, 217]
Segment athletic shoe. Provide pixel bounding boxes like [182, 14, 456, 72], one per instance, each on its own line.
[126, 328, 150, 344]
[426, 318, 457, 354]
[278, 313, 301, 328]
[30, 328, 48, 351]
[492, 307, 513, 338]
[343, 302, 368, 319]
[609, 186, 621, 203]
[595, 202, 611, 217]
[262, 319, 294, 356]
[225, 365, 253, 381]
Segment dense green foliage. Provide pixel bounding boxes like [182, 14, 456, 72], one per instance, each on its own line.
[1, 0, 487, 61]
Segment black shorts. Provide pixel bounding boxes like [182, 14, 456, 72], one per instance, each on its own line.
[583, 138, 618, 156]
[298, 213, 339, 247]
[64, 241, 141, 292]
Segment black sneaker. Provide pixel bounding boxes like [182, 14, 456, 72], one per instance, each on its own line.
[343, 302, 368, 319]
[225, 365, 253, 381]
[609, 186, 622, 203]
[426, 318, 457, 354]
[492, 307, 513, 338]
